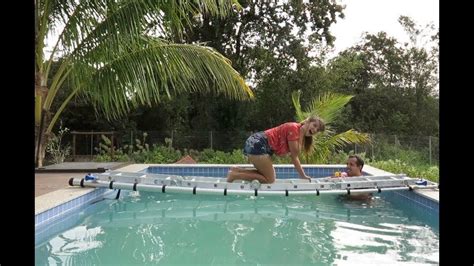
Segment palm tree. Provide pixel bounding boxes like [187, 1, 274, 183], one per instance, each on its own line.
[292, 91, 370, 163]
[35, 0, 254, 167]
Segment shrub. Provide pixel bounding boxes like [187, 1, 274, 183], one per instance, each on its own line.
[370, 159, 438, 182]
[46, 124, 71, 164]
[373, 141, 429, 165]
[94, 135, 130, 162]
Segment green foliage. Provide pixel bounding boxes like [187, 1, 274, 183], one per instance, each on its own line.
[45, 124, 71, 165]
[183, 148, 201, 161]
[293, 91, 354, 125]
[128, 133, 182, 163]
[195, 149, 247, 164]
[174, 0, 345, 134]
[373, 141, 429, 165]
[272, 156, 292, 164]
[292, 91, 371, 163]
[94, 135, 129, 162]
[326, 150, 364, 164]
[55, 10, 438, 154]
[35, 0, 254, 167]
[370, 159, 438, 183]
[94, 132, 185, 163]
[186, 1, 344, 77]
[139, 145, 182, 164]
[339, 17, 439, 136]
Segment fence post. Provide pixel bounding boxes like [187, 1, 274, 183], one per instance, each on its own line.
[429, 136, 432, 165]
[90, 132, 94, 160]
[111, 134, 115, 159]
[173, 130, 176, 148]
[210, 131, 213, 150]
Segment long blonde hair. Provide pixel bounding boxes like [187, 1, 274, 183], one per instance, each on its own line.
[301, 116, 325, 154]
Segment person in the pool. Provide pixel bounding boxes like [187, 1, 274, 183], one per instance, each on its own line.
[335, 155, 372, 200]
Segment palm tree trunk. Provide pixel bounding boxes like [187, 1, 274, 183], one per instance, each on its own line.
[35, 111, 48, 168]
[35, 74, 50, 168]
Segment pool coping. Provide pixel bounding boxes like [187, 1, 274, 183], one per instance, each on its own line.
[35, 164, 151, 216]
[35, 163, 439, 227]
[362, 165, 439, 202]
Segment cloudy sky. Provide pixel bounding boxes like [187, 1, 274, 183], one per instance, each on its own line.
[329, 0, 439, 55]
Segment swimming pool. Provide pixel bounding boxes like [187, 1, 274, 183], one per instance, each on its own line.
[35, 165, 439, 264]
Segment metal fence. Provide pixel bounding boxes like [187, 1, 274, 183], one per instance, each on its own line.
[63, 130, 439, 165]
[350, 134, 439, 165]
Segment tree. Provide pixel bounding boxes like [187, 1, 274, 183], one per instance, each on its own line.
[292, 91, 370, 163]
[329, 16, 439, 136]
[180, 0, 345, 131]
[35, 0, 254, 167]
[398, 16, 439, 135]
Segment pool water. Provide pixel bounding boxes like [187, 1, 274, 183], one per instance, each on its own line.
[35, 191, 438, 265]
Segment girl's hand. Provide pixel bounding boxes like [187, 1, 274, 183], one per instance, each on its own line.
[301, 175, 312, 182]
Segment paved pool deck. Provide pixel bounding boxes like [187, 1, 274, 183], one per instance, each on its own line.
[35, 162, 130, 215]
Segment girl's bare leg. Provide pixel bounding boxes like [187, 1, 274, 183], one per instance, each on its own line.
[227, 155, 276, 184]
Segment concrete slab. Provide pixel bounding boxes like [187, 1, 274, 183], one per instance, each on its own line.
[415, 188, 439, 202]
[35, 162, 130, 173]
[35, 172, 90, 197]
[35, 187, 95, 215]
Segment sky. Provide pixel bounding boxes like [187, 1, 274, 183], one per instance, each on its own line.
[45, 0, 439, 63]
[328, 0, 439, 56]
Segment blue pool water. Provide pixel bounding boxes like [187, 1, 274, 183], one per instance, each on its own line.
[35, 166, 438, 265]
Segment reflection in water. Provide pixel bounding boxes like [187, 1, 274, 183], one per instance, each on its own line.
[35, 192, 438, 265]
[331, 221, 439, 265]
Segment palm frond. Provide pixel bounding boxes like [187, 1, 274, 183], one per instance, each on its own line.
[309, 130, 370, 163]
[43, 0, 238, 60]
[291, 90, 308, 122]
[292, 91, 370, 163]
[325, 130, 371, 150]
[309, 93, 353, 124]
[69, 41, 253, 120]
[38, 0, 252, 126]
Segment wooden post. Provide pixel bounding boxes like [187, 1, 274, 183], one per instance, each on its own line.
[210, 130, 213, 150]
[90, 131, 94, 160]
[171, 130, 174, 146]
[69, 131, 116, 161]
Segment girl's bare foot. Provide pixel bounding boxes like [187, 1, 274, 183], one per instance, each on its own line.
[229, 166, 241, 172]
[226, 169, 236, 182]
[227, 167, 243, 182]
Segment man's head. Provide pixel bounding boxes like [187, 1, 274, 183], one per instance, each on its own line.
[346, 155, 364, 177]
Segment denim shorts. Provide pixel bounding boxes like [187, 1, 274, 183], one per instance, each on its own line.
[243, 132, 274, 156]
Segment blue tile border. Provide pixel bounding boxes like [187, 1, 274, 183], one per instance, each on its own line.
[146, 165, 349, 178]
[35, 190, 130, 247]
[392, 190, 438, 213]
[35, 188, 116, 228]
